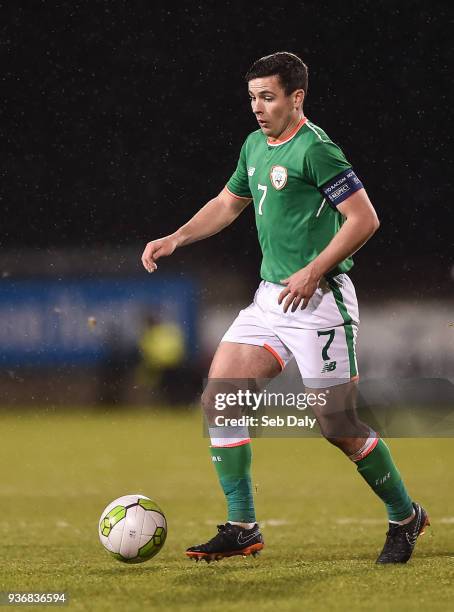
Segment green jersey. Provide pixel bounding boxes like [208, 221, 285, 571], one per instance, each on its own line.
[226, 117, 363, 284]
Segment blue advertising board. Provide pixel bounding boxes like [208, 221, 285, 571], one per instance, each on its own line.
[0, 277, 197, 366]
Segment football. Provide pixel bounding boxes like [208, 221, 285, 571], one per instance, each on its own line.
[98, 494, 167, 563]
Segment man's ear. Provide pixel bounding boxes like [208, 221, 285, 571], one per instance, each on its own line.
[293, 89, 305, 109]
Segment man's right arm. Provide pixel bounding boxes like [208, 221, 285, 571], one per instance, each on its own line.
[141, 188, 252, 273]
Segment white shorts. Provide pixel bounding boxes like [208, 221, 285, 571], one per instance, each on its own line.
[222, 274, 359, 387]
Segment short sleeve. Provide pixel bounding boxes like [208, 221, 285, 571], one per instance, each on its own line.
[303, 141, 364, 208]
[226, 141, 253, 199]
[303, 141, 352, 188]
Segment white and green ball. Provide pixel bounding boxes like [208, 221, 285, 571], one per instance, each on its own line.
[98, 494, 167, 563]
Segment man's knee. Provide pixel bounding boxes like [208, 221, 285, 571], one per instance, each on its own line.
[202, 381, 250, 425]
[201, 387, 218, 422]
[323, 434, 366, 456]
[201, 384, 236, 423]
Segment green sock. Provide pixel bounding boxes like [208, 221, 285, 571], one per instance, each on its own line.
[354, 438, 413, 522]
[210, 443, 256, 523]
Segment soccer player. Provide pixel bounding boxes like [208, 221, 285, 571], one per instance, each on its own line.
[141, 52, 429, 564]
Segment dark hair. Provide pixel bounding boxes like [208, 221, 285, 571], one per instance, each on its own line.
[245, 52, 308, 97]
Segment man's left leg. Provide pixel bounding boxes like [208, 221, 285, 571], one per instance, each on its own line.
[298, 329, 430, 564]
[309, 379, 429, 563]
[274, 273, 428, 562]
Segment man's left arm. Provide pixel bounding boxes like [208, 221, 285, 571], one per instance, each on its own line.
[278, 188, 379, 312]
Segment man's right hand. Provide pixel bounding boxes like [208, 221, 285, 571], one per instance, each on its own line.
[141, 234, 179, 273]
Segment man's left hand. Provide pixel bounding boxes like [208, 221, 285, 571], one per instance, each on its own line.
[278, 264, 321, 313]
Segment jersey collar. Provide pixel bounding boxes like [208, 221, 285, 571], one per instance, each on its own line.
[266, 116, 307, 147]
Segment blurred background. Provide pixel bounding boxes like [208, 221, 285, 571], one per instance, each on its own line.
[2, 1, 453, 406]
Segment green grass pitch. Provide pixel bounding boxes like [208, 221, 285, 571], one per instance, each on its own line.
[1, 408, 453, 611]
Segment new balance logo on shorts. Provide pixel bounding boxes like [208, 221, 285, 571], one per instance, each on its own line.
[321, 361, 337, 373]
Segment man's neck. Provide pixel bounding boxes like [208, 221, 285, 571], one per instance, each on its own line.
[268, 112, 305, 144]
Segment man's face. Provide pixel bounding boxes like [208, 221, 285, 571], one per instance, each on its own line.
[248, 75, 303, 138]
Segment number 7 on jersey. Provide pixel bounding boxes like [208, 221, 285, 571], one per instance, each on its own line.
[258, 184, 267, 215]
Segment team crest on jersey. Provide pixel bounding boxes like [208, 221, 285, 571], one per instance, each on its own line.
[270, 165, 288, 190]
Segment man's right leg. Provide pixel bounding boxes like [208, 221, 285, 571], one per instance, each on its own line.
[186, 341, 282, 562]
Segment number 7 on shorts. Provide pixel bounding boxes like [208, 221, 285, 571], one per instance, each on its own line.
[317, 329, 335, 361]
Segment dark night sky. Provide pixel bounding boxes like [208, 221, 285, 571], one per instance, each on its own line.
[3, 1, 453, 289]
